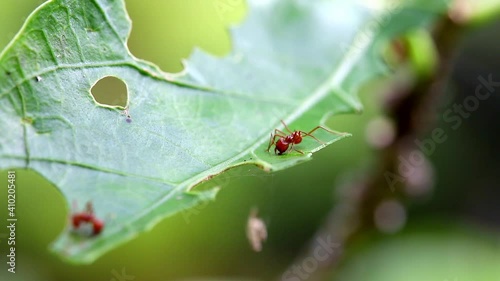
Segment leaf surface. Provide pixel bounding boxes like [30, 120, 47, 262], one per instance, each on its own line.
[0, 0, 445, 263]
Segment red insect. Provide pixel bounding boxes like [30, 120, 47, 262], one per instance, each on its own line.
[71, 201, 104, 237]
[266, 120, 346, 155]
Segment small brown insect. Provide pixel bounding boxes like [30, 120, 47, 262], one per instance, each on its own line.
[121, 107, 132, 123]
[246, 208, 267, 252]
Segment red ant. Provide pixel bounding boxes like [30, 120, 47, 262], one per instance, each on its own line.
[70, 201, 104, 237]
[266, 120, 346, 155]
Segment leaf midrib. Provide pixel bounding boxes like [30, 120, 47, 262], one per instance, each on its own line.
[119, 17, 376, 237]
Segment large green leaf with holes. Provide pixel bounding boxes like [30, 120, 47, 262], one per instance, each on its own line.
[0, 0, 447, 263]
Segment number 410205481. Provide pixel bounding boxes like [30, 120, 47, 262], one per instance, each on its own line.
[7, 171, 16, 217]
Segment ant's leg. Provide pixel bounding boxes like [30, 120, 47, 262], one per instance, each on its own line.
[280, 120, 293, 134]
[85, 201, 94, 214]
[289, 143, 304, 155]
[300, 125, 348, 144]
[266, 133, 275, 152]
[300, 130, 325, 144]
[274, 129, 288, 136]
[266, 132, 286, 152]
[306, 125, 348, 136]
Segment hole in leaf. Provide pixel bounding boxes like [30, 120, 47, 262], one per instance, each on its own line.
[90, 76, 128, 108]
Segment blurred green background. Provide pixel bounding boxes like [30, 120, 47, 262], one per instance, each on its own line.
[1, 1, 500, 280]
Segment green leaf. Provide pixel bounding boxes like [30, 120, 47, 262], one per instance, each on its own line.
[0, 0, 446, 263]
